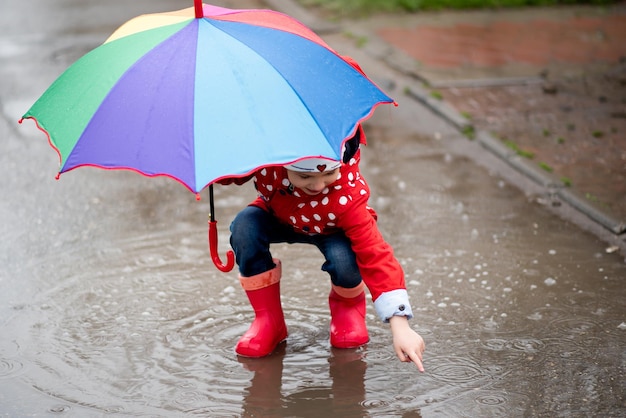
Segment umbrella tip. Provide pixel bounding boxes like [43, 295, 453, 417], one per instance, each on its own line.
[195, 193, 201, 201]
[194, 0, 204, 18]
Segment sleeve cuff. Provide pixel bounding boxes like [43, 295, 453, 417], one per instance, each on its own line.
[373, 289, 413, 323]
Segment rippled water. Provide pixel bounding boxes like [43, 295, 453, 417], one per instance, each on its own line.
[2, 131, 625, 416]
[2, 1, 626, 416]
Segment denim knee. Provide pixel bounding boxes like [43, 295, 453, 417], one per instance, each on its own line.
[229, 206, 275, 276]
[318, 236, 362, 288]
[230, 206, 265, 245]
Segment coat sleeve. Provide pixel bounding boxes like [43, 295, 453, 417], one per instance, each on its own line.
[337, 196, 414, 322]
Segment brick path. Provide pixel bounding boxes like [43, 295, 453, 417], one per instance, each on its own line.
[378, 13, 626, 70]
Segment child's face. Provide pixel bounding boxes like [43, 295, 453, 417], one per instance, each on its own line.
[287, 169, 340, 196]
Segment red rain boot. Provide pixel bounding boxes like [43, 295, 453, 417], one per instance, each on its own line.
[329, 283, 369, 349]
[236, 260, 288, 357]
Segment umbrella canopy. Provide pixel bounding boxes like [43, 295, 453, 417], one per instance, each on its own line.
[21, 2, 394, 195]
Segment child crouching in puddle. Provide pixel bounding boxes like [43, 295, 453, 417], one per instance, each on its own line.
[223, 125, 425, 371]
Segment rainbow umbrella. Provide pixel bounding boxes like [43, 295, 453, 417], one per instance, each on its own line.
[20, 1, 394, 271]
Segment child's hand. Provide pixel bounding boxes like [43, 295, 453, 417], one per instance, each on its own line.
[389, 315, 425, 372]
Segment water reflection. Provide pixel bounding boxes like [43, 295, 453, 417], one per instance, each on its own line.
[239, 346, 370, 417]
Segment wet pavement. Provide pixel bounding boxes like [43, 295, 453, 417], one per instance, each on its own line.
[334, 2, 626, 244]
[2, 0, 626, 417]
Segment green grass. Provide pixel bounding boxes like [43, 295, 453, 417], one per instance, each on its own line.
[344, 31, 369, 47]
[503, 139, 535, 159]
[430, 90, 443, 100]
[462, 125, 476, 139]
[298, 0, 615, 15]
[538, 162, 553, 172]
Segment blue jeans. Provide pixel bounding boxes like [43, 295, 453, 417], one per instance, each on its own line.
[230, 206, 362, 288]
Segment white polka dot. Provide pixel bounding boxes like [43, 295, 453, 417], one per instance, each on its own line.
[350, 158, 357, 165]
[327, 222, 336, 227]
[348, 182, 355, 188]
[294, 191, 301, 197]
[282, 179, 290, 187]
[298, 203, 305, 209]
[337, 173, 342, 180]
[328, 213, 336, 220]
[301, 215, 310, 222]
[339, 196, 348, 205]
[266, 185, 273, 191]
[313, 214, 321, 221]
[321, 197, 329, 205]
[334, 185, 342, 190]
[310, 201, 318, 208]
[260, 169, 267, 176]
[360, 189, 367, 195]
[290, 216, 297, 224]
[322, 188, 329, 194]
[348, 173, 354, 181]
[314, 226, 321, 233]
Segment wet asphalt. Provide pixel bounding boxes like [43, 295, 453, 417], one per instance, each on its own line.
[1, 0, 625, 416]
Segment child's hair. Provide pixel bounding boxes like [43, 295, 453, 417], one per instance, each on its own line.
[343, 126, 363, 163]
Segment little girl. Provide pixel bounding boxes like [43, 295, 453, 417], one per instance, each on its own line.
[225, 125, 425, 371]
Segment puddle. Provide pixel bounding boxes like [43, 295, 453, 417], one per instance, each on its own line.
[2, 1, 625, 416]
[1, 131, 625, 416]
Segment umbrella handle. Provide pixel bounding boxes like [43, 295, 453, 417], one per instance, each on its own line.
[208, 220, 235, 272]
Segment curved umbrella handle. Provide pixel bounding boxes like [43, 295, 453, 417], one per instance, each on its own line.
[208, 220, 235, 272]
